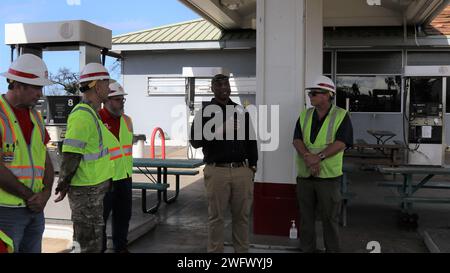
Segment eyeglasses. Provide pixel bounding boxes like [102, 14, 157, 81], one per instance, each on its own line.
[110, 98, 126, 103]
[308, 90, 328, 97]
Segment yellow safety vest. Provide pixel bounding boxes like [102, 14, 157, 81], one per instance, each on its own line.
[0, 95, 46, 207]
[107, 114, 133, 181]
[62, 103, 112, 186]
[0, 230, 13, 253]
[296, 105, 347, 178]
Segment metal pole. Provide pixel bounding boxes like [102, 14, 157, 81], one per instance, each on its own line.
[10, 46, 14, 63]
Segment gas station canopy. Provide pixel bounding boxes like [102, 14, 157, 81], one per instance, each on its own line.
[179, 0, 450, 30]
[5, 20, 112, 51]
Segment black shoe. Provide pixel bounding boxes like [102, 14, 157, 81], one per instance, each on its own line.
[115, 248, 130, 254]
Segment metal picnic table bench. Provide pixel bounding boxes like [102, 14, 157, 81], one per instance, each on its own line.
[377, 165, 450, 226]
[132, 158, 204, 214]
[350, 139, 406, 166]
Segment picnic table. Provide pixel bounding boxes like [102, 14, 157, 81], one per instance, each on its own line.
[133, 158, 204, 214]
[377, 165, 450, 227]
[351, 140, 405, 166]
[367, 130, 396, 145]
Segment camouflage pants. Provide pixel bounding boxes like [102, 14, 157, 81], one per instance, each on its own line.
[68, 181, 111, 253]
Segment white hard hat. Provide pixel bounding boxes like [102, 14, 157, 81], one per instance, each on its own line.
[79, 63, 111, 83]
[306, 75, 336, 94]
[108, 81, 128, 97]
[1, 54, 53, 86]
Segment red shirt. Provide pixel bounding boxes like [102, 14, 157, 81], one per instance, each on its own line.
[99, 108, 121, 140]
[0, 241, 8, 253]
[0, 103, 50, 146]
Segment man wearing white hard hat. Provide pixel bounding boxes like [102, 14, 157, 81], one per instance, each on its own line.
[55, 63, 114, 253]
[99, 81, 134, 253]
[0, 54, 55, 253]
[293, 75, 353, 253]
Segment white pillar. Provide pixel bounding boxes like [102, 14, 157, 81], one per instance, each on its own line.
[256, 0, 323, 184]
[256, 0, 305, 184]
[305, 0, 323, 108]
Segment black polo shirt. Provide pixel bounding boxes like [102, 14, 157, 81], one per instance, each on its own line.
[190, 98, 258, 166]
[293, 106, 353, 147]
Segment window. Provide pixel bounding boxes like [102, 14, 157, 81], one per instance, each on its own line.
[407, 51, 450, 113]
[336, 51, 402, 113]
[147, 77, 256, 96]
[324, 51, 332, 77]
[336, 76, 401, 112]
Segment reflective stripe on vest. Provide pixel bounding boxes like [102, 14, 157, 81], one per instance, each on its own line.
[105, 115, 133, 181]
[0, 112, 14, 143]
[109, 147, 123, 160]
[122, 145, 132, 157]
[30, 110, 45, 141]
[0, 230, 14, 253]
[120, 116, 133, 177]
[108, 145, 133, 160]
[9, 166, 45, 180]
[0, 96, 46, 207]
[64, 103, 113, 187]
[70, 106, 109, 161]
[296, 105, 347, 178]
[63, 139, 87, 149]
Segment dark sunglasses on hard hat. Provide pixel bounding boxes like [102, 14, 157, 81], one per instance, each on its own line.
[308, 90, 329, 97]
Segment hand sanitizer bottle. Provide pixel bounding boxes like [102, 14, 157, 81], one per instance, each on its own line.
[289, 220, 298, 240]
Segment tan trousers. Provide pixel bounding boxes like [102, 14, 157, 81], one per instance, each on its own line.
[204, 165, 254, 253]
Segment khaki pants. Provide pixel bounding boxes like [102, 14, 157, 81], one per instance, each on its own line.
[68, 181, 111, 253]
[204, 165, 254, 253]
[296, 176, 341, 253]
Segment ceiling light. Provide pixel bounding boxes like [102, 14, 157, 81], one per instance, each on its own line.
[220, 0, 244, 11]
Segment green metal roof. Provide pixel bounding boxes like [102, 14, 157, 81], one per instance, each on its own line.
[112, 19, 255, 44]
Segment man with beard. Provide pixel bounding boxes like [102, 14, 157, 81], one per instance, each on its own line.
[99, 82, 134, 253]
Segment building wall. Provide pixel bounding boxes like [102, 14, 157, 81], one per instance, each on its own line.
[121, 49, 256, 146]
[120, 47, 450, 148]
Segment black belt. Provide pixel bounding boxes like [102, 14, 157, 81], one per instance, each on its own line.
[209, 162, 246, 168]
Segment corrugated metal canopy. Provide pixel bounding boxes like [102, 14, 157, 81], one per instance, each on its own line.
[112, 19, 255, 45]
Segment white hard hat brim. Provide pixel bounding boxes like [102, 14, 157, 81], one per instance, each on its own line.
[305, 86, 336, 94]
[79, 75, 112, 83]
[109, 90, 128, 97]
[1, 72, 54, 86]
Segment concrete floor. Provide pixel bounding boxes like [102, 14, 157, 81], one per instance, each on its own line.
[126, 148, 450, 253]
[42, 146, 450, 253]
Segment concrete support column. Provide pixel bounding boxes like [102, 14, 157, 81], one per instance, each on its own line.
[256, 0, 306, 183]
[256, 0, 324, 184]
[305, 0, 323, 108]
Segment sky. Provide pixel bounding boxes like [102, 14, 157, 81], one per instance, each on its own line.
[0, 0, 200, 93]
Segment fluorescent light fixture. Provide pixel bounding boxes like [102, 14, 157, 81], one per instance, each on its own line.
[219, 0, 244, 10]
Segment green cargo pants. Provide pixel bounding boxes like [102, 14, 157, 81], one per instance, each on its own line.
[296, 176, 341, 253]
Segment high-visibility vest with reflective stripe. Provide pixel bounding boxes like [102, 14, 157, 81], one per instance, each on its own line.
[0, 95, 46, 207]
[296, 105, 347, 178]
[0, 230, 14, 253]
[106, 114, 133, 181]
[62, 103, 112, 186]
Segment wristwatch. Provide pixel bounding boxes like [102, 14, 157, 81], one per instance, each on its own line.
[318, 153, 326, 161]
